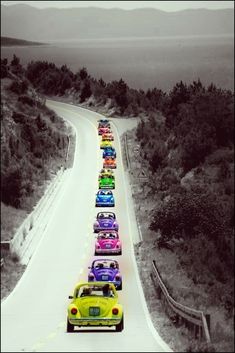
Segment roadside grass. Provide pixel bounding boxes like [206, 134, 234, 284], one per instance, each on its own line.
[124, 128, 234, 353]
[1, 250, 26, 300]
[1, 203, 28, 242]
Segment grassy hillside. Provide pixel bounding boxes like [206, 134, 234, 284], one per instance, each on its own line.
[1, 55, 70, 241]
[1, 36, 45, 46]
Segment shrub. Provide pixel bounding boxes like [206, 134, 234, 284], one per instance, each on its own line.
[18, 95, 35, 106]
[9, 80, 28, 94]
[1, 167, 23, 208]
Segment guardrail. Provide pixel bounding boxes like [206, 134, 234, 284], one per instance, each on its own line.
[151, 260, 211, 343]
[1, 258, 4, 268]
[124, 133, 130, 169]
[9, 167, 64, 257]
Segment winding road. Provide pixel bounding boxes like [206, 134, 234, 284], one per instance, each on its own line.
[1, 100, 172, 352]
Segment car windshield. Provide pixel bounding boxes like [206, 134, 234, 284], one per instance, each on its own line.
[93, 260, 117, 269]
[76, 285, 114, 298]
[98, 232, 117, 239]
[97, 212, 115, 219]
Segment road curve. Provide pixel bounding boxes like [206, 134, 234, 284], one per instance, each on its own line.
[1, 100, 172, 352]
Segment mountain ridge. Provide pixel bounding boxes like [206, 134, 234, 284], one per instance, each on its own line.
[1, 4, 233, 41]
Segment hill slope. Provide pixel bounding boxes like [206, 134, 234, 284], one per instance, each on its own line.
[1, 36, 46, 46]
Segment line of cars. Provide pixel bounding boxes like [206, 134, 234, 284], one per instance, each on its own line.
[67, 118, 124, 333]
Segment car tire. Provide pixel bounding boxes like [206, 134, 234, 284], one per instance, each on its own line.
[67, 319, 74, 333]
[117, 283, 122, 290]
[116, 316, 124, 332]
[119, 250, 122, 255]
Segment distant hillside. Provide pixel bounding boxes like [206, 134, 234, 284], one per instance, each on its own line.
[1, 36, 45, 46]
[1, 4, 234, 41]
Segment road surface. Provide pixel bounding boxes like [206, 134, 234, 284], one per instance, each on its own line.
[1, 100, 172, 352]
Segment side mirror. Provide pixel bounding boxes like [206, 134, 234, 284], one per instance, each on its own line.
[68, 295, 73, 299]
[88, 266, 91, 269]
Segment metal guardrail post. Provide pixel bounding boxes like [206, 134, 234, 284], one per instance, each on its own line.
[151, 260, 211, 343]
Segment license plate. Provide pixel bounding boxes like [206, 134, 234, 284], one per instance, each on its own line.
[106, 244, 111, 248]
[89, 307, 100, 316]
[102, 275, 109, 280]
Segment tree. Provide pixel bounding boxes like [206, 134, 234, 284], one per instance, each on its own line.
[80, 81, 92, 102]
[11, 54, 20, 66]
[79, 67, 88, 80]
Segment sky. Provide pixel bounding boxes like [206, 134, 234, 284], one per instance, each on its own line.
[1, 1, 234, 11]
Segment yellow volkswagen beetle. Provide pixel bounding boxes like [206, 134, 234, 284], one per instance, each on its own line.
[100, 140, 112, 149]
[67, 282, 124, 332]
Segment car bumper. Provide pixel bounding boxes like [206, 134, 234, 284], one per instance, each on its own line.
[103, 165, 116, 169]
[93, 227, 119, 232]
[99, 185, 115, 189]
[95, 248, 121, 254]
[96, 203, 115, 207]
[68, 317, 121, 327]
[88, 279, 122, 288]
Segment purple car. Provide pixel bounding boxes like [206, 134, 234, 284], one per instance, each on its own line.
[93, 212, 119, 233]
[88, 259, 122, 290]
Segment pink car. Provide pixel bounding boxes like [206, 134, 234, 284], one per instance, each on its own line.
[98, 127, 110, 135]
[95, 231, 122, 255]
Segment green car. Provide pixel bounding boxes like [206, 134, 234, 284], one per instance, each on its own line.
[99, 174, 115, 189]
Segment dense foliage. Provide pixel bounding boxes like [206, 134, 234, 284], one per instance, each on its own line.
[1, 56, 69, 210]
[134, 80, 234, 300]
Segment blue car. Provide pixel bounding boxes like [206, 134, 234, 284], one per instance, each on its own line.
[88, 259, 122, 290]
[95, 190, 115, 207]
[103, 147, 116, 159]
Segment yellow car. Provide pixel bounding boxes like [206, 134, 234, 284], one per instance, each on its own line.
[98, 169, 114, 180]
[100, 140, 112, 149]
[67, 282, 124, 332]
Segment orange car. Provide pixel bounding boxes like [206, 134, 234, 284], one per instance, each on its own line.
[102, 133, 114, 141]
[103, 156, 117, 169]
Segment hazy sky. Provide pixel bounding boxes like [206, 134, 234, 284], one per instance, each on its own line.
[1, 1, 234, 11]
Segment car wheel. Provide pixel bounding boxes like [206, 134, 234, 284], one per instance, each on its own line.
[118, 283, 122, 290]
[116, 316, 124, 332]
[67, 319, 74, 333]
[119, 250, 122, 255]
